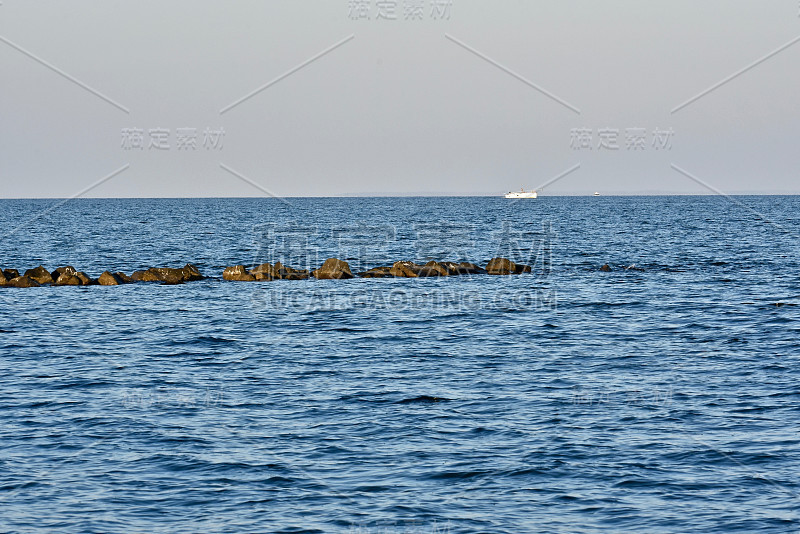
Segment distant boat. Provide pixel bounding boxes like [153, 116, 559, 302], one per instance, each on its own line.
[593, 192, 600, 196]
[504, 188, 538, 199]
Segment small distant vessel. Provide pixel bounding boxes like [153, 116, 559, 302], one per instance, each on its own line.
[593, 192, 600, 196]
[504, 188, 538, 199]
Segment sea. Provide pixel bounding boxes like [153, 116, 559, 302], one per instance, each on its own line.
[0, 196, 798, 533]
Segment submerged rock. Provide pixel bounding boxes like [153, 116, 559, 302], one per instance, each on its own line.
[397, 395, 449, 404]
[455, 262, 486, 275]
[312, 258, 354, 279]
[24, 266, 54, 285]
[98, 271, 125, 286]
[357, 266, 395, 278]
[486, 257, 530, 275]
[624, 264, 645, 272]
[7, 276, 41, 288]
[600, 264, 612, 272]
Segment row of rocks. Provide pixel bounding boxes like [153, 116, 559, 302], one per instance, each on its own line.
[223, 257, 532, 282]
[0, 264, 204, 288]
[1, 258, 534, 288]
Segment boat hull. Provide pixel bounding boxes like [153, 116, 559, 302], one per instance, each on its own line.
[504, 191, 538, 199]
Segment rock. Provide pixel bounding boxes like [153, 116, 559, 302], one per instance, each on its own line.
[223, 265, 247, 280]
[24, 265, 54, 285]
[486, 257, 515, 275]
[3, 269, 19, 280]
[253, 262, 280, 276]
[250, 262, 307, 280]
[75, 272, 94, 285]
[0, 271, 7, 287]
[158, 273, 184, 285]
[149, 268, 185, 285]
[486, 258, 531, 275]
[115, 272, 133, 284]
[281, 272, 309, 281]
[146, 267, 184, 284]
[7, 276, 41, 288]
[274, 262, 309, 280]
[455, 262, 486, 275]
[357, 266, 395, 278]
[51, 266, 77, 280]
[389, 261, 421, 278]
[251, 263, 275, 276]
[312, 258, 354, 280]
[417, 261, 449, 277]
[223, 265, 256, 282]
[98, 271, 125, 286]
[438, 261, 464, 275]
[249, 263, 278, 280]
[600, 264, 612, 272]
[181, 263, 204, 281]
[131, 270, 161, 282]
[128, 265, 201, 284]
[55, 273, 82, 286]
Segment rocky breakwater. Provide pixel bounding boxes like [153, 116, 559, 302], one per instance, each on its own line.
[0, 263, 204, 288]
[1, 257, 536, 288]
[222, 257, 529, 282]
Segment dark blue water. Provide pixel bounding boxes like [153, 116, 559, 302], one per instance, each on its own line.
[1, 196, 798, 533]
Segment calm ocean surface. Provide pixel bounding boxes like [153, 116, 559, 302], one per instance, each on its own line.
[1, 196, 798, 533]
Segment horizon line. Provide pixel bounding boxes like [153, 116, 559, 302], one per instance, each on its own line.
[1, 192, 799, 200]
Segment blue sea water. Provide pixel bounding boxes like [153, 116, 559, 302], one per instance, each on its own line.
[0, 196, 798, 533]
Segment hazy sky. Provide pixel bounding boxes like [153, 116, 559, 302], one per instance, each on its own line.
[1, 1, 799, 197]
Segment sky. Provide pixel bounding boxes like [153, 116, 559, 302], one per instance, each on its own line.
[1, 0, 799, 197]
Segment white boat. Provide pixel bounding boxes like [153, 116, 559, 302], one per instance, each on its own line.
[504, 189, 538, 199]
[593, 192, 600, 196]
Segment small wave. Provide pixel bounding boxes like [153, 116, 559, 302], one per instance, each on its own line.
[429, 469, 491, 480]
